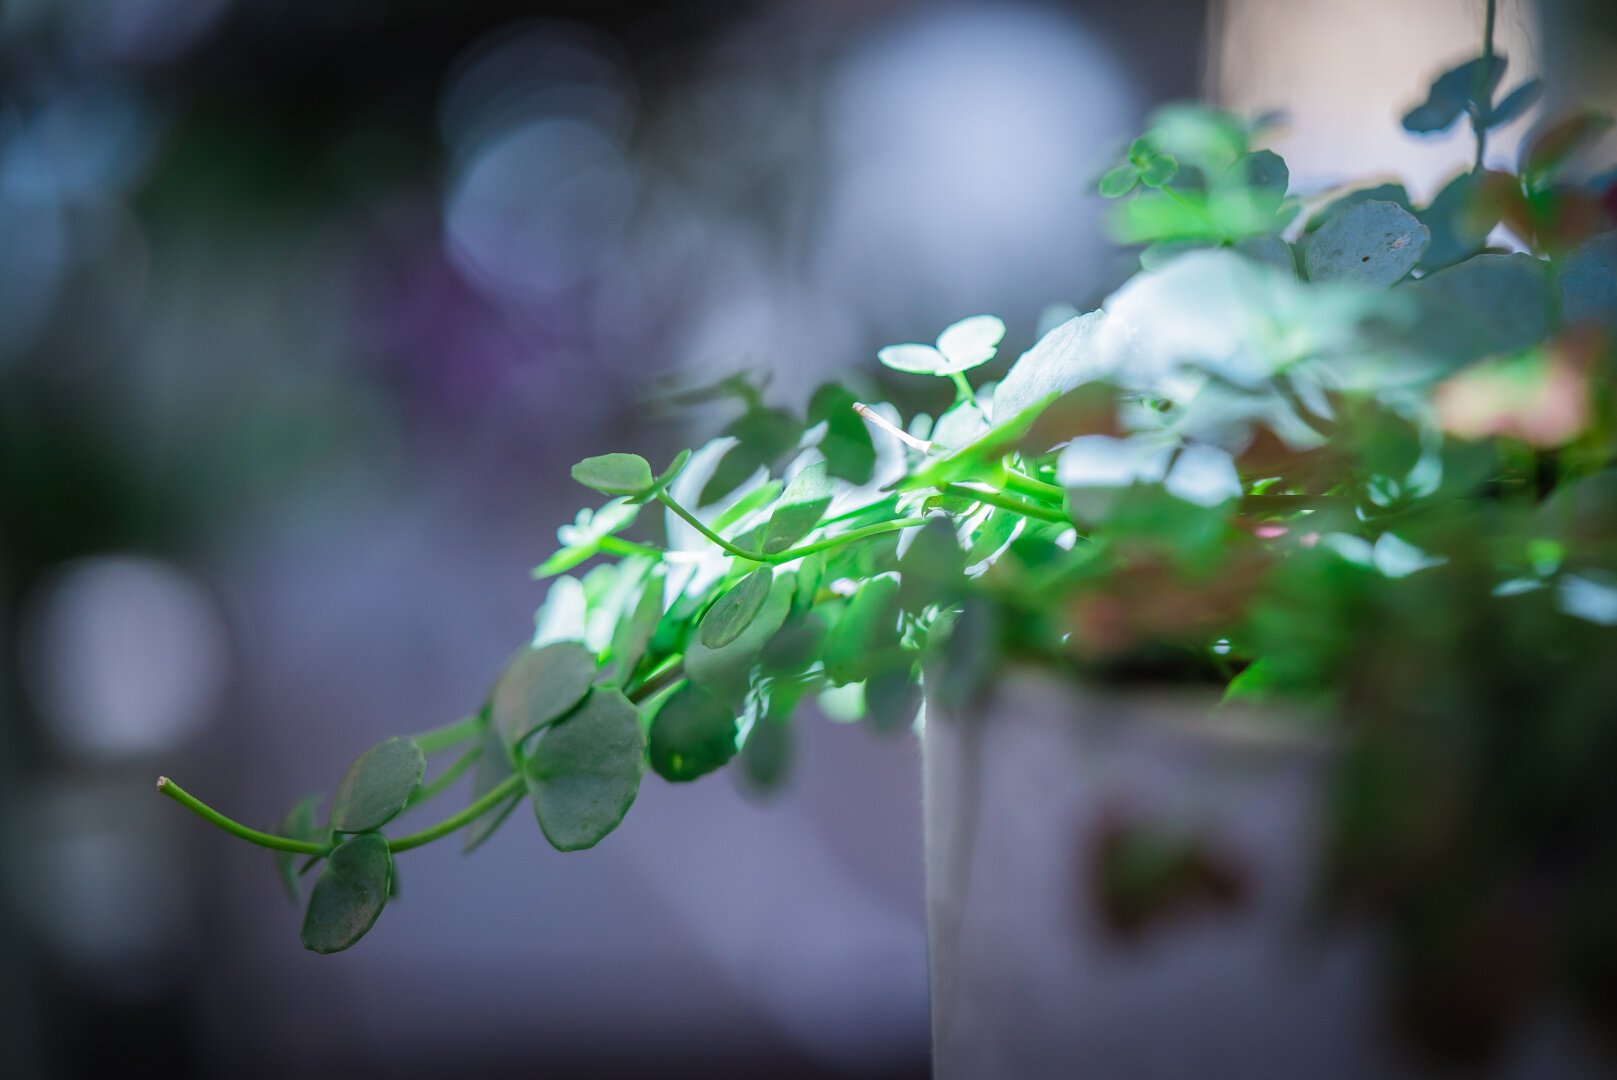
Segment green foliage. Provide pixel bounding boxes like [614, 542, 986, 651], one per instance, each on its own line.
[571, 453, 654, 497]
[301, 833, 392, 954]
[524, 688, 645, 851]
[330, 739, 426, 833]
[158, 18, 1617, 1051]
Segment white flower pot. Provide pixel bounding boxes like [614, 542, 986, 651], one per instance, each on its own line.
[922, 670, 1607, 1080]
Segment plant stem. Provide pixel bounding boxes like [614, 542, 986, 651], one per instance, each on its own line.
[657, 489, 929, 564]
[853, 402, 935, 454]
[387, 774, 526, 853]
[412, 713, 483, 754]
[944, 483, 1069, 524]
[1000, 468, 1065, 505]
[598, 536, 667, 559]
[157, 777, 328, 855]
[406, 745, 482, 809]
[628, 661, 686, 703]
[1473, 0, 1498, 171]
[948, 372, 976, 406]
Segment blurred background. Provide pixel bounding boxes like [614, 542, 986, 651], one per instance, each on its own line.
[1, 1, 1612, 1077]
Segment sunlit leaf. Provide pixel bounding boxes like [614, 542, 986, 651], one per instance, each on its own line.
[878, 343, 948, 375]
[301, 833, 391, 954]
[936, 315, 1006, 373]
[699, 568, 774, 648]
[571, 453, 654, 497]
[685, 571, 797, 704]
[990, 310, 1109, 426]
[763, 462, 833, 554]
[330, 738, 426, 834]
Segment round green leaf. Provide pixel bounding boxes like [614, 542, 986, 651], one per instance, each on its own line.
[877, 342, 948, 375]
[865, 667, 921, 735]
[525, 687, 646, 851]
[330, 738, 426, 833]
[1304, 200, 1429, 287]
[492, 641, 598, 750]
[1098, 164, 1139, 198]
[699, 568, 774, 649]
[762, 462, 833, 554]
[648, 682, 739, 782]
[936, 315, 1006, 373]
[1558, 231, 1616, 330]
[274, 793, 326, 904]
[630, 449, 693, 505]
[300, 833, 392, 955]
[571, 453, 654, 496]
[685, 572, 797, 705]
[823, 576, 902, 686]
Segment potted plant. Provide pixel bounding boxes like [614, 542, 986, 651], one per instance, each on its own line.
[157, 5, 1617, 1074]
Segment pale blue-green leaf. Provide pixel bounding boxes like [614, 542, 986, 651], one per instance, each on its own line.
[1304, 200, 1429, 286]
[990, 310, 1109, 423]
[936, 314, 1006, 373]
[533, 575, 588, 647]
[1558, 231, 1616, 330]
[1558, 571, 1617, 626]
[1418, 172, 1496, 272]
[1487, 78, 1543, 128]
[929, 401, 991, 451]
[878, 343, 948, 375]
[1402, 56, 1506, 134]
[1163, 444, 1242, 507]
[1402, 253, 1553, 368]
[525, 688, 645, 851]
[1233, 234, 1295, 275]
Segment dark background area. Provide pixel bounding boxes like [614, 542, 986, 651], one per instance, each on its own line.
[2, 1, 1609, 1077]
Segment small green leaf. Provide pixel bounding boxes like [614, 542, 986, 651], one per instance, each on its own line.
[649, 682, 739, 782]
[330, 738, 426, 833]
[1232, 234, 1295, 275]
[686, 572, 797, 705]
[1239, 150, 1288, 201]
[1136, 153, 1178, 189]
[807, 384, 876, 484]
[701, 408, 801, 506]
[1418, 173, 1496, 273]
[877, 343, 948, 375]
[823, 576, 902, 686]
[629, 449, 692, 505]
[492, 642, 598, 750]
[1402, 55, 1506, 134]
[606, 570, 665, 683]
[572, 453, 655, 497]
[301, 833, 392, 954]
[1487, 78, 1543, 128]
[964, 507, 1024, 565]
[274, 793, 325, 904]
[699, 569, 774, 649]
[1098, 164, 1139, 198]
[936, 315, 1006, 373]
[1303, 200, 1429, 287]
[763, 462, 833, 554]
[898, 517, 965, 612]
[525, 687, 646, 851]
[463, 722, 522, 854]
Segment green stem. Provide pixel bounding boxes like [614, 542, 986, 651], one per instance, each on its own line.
[405, 745, 482, 808]
[657, 489, 929, 564]
[599, 535, 666, 559]
[948, 372, 976, 406]
[412, 713, 483, 754]
[628, 661, 686, 703]
[1000, 468, 1065, 505]
[1472, 0, 1497, 171]
[388, 774, 526, 853]
[944, 483, 1069, 524]
[157, 777, 328, 855]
